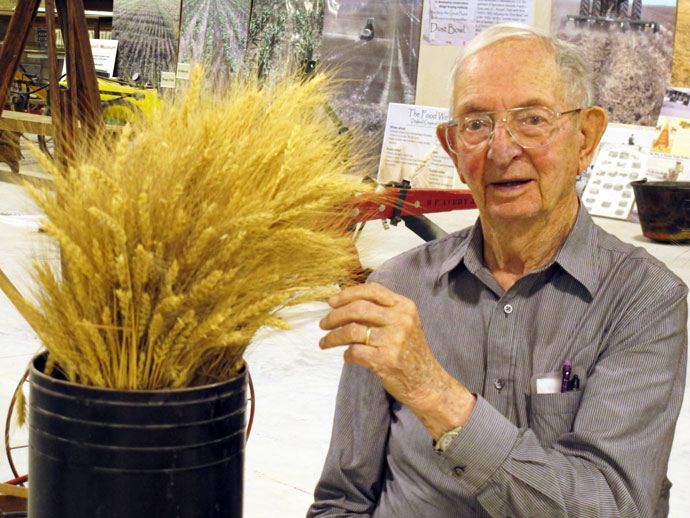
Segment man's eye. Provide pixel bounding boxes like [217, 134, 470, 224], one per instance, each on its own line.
[464, 118, 488, 131]
[523, 115, 545, 125]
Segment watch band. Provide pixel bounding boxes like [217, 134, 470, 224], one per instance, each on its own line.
[433, 424, 463, 452]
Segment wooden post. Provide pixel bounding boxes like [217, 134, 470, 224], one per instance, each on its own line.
[0, 0, 42, 112]
[0, 0, 103, 166]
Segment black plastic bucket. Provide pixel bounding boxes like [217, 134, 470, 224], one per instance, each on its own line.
[631, 179, 690, 242]
[28, 352, 246, 518]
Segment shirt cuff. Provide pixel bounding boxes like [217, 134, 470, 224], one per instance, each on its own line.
[437, 395, 519, 494]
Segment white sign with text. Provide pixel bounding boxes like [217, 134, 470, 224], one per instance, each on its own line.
[423, 0, 533, 47]
[377, 103, 459, 189]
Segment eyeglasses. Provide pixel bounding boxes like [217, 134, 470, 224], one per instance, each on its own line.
[442, 105, 582, 155]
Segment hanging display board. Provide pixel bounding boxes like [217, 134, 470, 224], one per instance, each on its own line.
[422, 0, 533, 47]
[414, 0, 551, 108]
[177, 0, 250, 85]
[112, 0, 182, 85]
[550, 0, 677, 127]
[642, 87, 690, 182]
[582, 143, 646, 220]
[377, 103, 458, 189]
[671, 0, 690, 87]
[244, 0, 324, 80]
[319, 0, 424, 170]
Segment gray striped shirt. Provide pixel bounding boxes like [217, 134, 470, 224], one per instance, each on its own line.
[309, 207, 688, 518]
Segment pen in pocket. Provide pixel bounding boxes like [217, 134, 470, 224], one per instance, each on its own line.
[560, 360, 571, 393]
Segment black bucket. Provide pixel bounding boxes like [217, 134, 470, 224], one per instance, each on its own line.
[28, 352, 246, 518]
[631, 179, 690, 242]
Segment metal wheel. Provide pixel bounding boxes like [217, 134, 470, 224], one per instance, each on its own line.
[631, 0, 642, 20]
[579, 0, 591, 16]
[4, 367, 29, 482]
[592, 0, 602, 17]
[618, 0, 629, 17]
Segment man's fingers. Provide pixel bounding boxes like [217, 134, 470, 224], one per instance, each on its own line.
[328, 282, 399, 309]
[343, 343, 379, 368]
[319, 299, 387, 330]
[319, 323, 381, 350]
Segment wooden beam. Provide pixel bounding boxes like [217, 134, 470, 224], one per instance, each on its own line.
[0, 111, 54, 136]
[0, 0, 43, 112]
[0, 482, 28, 499]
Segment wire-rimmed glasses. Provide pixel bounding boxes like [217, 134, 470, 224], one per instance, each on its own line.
[441, 105, 582, 156]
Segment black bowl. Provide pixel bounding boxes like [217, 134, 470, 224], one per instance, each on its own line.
[631, 179, 690, 242]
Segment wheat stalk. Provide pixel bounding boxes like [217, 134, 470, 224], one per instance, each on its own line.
[19, 68, 373, 389]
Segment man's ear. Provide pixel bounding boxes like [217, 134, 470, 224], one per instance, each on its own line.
[577, 106, 608, 173]
[437, 123, 459, 169]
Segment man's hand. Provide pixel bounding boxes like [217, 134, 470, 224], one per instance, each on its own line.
[319, 282, 476, 439]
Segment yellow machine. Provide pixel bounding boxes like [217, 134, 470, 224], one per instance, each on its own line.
[95, 75, 162, 125]
[10, 69, 161, 124]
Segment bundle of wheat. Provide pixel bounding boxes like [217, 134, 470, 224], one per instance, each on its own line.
[14, 68, 372, 390]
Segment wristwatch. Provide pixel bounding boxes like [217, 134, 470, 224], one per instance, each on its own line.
[433, 425, 463, 452]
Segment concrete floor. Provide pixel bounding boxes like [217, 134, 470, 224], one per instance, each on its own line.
[0, 140, 688, 516]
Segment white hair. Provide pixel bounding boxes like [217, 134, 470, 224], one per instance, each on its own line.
[448, 23, 593, 115]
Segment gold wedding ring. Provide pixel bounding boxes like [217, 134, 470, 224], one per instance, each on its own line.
[365, 326, 372, 346]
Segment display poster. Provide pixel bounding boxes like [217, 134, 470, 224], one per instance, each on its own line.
[641, 87, 690, 179]
[245, 0, 325, 79]
[320, 1, 424, 170]
[423, 0, 533, 47]
[581, 123, 659, 220]
[377, 103, 458, 189]
[178, 0, 250, 85]
[551, 1, 677, 126]
[577, 122, 655, 196]
[582, 142, 646, 220]
[637, 91, 690, 186]
[112, 0, 182, 85]
[671, 0, 690, 87]
[63, 39, 118, 78]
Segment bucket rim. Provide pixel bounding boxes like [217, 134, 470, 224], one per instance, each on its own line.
[30, 351, 247, 395]
[631, 179, 690, 189]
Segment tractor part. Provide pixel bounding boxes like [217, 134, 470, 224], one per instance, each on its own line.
[562, 0, 659, 32]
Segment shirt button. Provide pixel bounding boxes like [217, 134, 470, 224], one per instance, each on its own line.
[453, 466, 465, 476]
[503, 304, 513, 314]
[494, 379, 505, 391]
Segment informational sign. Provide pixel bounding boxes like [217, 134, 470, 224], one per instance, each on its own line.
[377, 103, 459, 189]
[423, 0, 533, 47]
[62, 39, 118, 78]
[582, 143, 646, 220]
[160, 71, 176, 89]
[176, 62, 191, 80]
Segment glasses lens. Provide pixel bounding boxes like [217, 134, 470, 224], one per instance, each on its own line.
[508, 106, 558, 148]
[446, 116, 492, 155]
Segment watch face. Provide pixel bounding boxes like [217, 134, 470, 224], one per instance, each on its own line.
[439, 433, 455, 451]
[436, 426, 462, 452]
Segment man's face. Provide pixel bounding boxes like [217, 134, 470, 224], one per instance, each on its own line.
[447, 39, 584, 226]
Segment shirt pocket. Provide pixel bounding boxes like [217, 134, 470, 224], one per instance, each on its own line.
[526, 389, 584, 447]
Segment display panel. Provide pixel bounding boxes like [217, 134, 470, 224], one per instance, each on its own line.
[112, 0, 181, 85]
[551, 0, 677, 126]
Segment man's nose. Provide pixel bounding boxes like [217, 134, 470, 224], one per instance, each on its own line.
[486, 121, 522, 164]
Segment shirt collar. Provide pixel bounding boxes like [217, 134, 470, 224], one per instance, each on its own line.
[437, 217, 484, 280]
[436, 204, 598, 297]
[552, 204, 598, 297]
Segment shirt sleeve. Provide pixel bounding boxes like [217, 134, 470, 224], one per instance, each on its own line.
[437, 282, 688, 518]
[307, 361, 392, 517]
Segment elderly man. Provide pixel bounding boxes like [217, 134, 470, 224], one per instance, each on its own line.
[308, 23, 687, 518]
